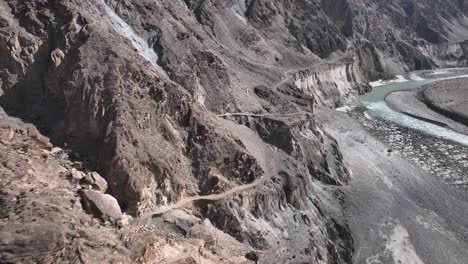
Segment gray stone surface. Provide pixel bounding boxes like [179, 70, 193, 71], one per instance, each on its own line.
[80, 189, 122, 221]
[83, 172, 108, 193]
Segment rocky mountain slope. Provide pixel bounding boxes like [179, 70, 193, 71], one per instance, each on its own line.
[0, 0, 467, 263]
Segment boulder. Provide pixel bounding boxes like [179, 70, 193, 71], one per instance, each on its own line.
[82, 172, 108, 192]
[50, 49, 65, 67]
[80, 190, 122, 222]
[51, 147, 63, 154]
[69, 168, 85, 181]
[117, 214, 132, 228]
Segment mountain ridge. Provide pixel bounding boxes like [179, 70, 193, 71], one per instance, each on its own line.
[0, 0, 467, 263]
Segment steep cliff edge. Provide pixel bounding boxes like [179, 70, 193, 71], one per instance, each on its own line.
[0, 0, 467, 263]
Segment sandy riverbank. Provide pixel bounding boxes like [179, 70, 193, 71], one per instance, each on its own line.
[385, 78, 468, 135]
[421, 78, 468, 125]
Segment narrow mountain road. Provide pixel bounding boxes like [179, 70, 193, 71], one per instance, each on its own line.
[143, 112, 284, 218]
[218, 111, 309, 118]
[142, 176, 267, 218]
[143, 106, 286, 219]
[143, 55, 350, 218]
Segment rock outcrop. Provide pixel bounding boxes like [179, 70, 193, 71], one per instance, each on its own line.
[0, 107, 129, 263]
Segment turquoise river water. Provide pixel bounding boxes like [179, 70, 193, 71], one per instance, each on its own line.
[359, 69, 468, 146]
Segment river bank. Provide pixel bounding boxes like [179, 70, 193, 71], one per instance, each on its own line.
[359, 68, 468, 146]
[420, 78, 468, 126]
[319, 106, 468, 264]
[349, 107, 468, 188]
[385, 78, 468, 136]
[359, 69, 468, 188]
[320, 68, 468, 263]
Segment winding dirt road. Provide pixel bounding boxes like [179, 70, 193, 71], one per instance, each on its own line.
[218, 111, 309, 118]
[142, 176, 267, 218]
[142, 55, 350, 219]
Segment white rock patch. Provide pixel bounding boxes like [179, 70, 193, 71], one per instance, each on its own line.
[103, 1, 167, 76]
[370, 75, 408, 87]
[386, 225, 425, 264]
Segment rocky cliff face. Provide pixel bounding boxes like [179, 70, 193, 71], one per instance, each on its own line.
[292, 59, 368, 108]
[0, 0, 467, 263]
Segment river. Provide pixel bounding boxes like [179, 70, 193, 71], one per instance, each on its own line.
[359, 69, 468, 146]
[322, 68, 468, 264]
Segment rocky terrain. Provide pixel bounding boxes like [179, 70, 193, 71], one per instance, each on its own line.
[1, 0, 468, 263]
[349, 107, 468, 189]
[320, 107, 468, 264]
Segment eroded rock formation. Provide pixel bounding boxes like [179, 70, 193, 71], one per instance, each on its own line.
[0, 0, 467, 263]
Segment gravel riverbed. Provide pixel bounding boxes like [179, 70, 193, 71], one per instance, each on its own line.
[349, 108, 468, 189]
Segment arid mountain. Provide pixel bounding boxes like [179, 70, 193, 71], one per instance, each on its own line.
[0, 0, 467, 263]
